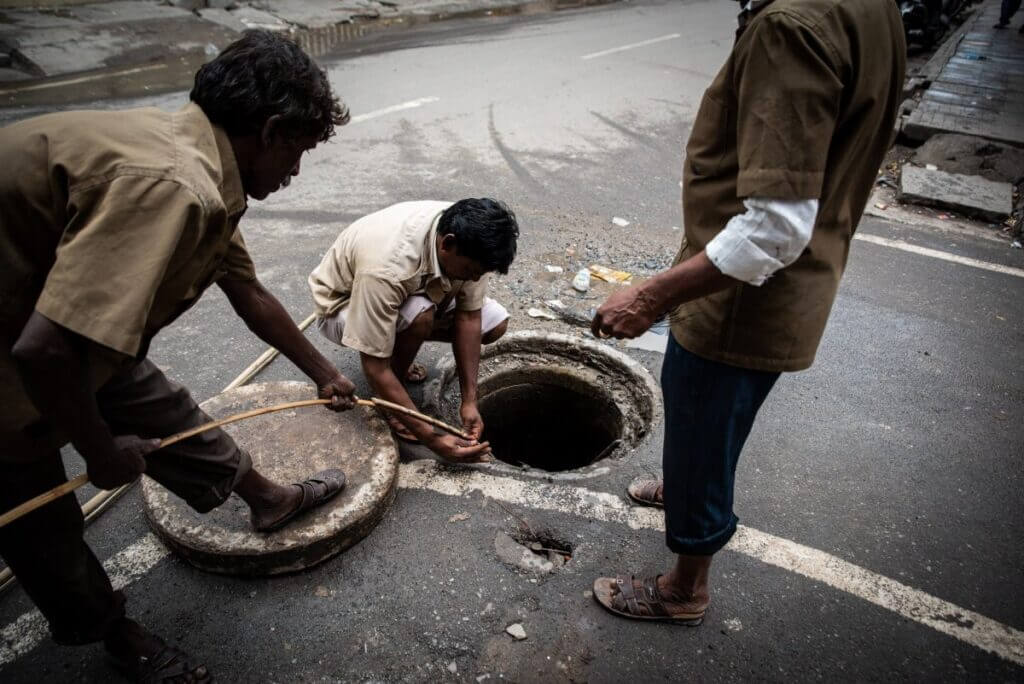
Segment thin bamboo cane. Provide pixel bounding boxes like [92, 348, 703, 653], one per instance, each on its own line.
[0, 397, 468, 529]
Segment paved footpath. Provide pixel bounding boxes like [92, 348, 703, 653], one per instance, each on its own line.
[904, 0, 1024, 145]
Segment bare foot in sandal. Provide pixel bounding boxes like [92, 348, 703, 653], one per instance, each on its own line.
[105, 617, 211, 683]
[241, 468, 347, 533]
[404, 362, 428, 384]
[627, 477, 663, 508]
[592, 575, 708, 625]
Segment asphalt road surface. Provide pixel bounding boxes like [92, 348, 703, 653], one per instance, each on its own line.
[1, 0, 1022, 680]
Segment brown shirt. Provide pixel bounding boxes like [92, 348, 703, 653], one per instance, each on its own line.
[0, 103, 256, 431]
[308, 201, 487, 358]
[671, 0, 906, 371]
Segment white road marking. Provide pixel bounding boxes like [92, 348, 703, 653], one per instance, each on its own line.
[581, 34, 681, 60]
[0, 64, 167, 95]
[349, 97, 440, 124]
[399, 460, 1024, 667]
[3, 465, 1022, 668]
[0, 534, 167, 667]
[855, 233, 1024, 279]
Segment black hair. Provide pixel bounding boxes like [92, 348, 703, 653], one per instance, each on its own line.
[438, 198, 519, 275]
[190, 30, 349, 143]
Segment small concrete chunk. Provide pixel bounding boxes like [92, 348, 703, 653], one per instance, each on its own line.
[494, 532, 555, 574]
[505, 623, 527, 640]
[898, 165, 1013, 222]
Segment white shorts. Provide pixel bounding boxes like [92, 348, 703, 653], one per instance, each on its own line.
[317, 295, 509, 348]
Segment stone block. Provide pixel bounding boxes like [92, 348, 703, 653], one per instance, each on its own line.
[898, 165, 1013, 222]
[912, 133, 1024, 184]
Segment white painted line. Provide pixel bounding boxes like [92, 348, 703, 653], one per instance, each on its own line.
[349, 97, 440, 124]
[581, 34, 681, 61]
[399, 460, 1024, 666]
[0, 534, 168, 667]
[4, 466, 1022, 668]
[0, 64, 167, 95]
[855, 233, 1024, 279]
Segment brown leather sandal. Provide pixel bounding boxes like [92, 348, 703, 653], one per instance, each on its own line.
[592, 575, 705, 626]
[627, 478, 664, 508]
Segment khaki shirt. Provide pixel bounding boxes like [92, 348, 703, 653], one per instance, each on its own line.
[671, 0, 905, 371]
[308, 201, 487, 358]
[0, 103, 256, 431]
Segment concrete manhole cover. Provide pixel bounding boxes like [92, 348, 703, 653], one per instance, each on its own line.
[142, 381, 399, 576]
[425, 331, 661, 478]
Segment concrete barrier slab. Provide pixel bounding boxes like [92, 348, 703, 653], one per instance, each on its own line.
[142, 381, 399, 576]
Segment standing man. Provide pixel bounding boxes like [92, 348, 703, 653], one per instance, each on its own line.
[1, 31, 356, 680]
[590, 0, 905, 624]
[309, 199, 518, 463]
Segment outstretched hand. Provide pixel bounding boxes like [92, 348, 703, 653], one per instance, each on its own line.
[591, 285, 661, 340]
[432, 433, 492, 464]
[88, 435, 158, 490]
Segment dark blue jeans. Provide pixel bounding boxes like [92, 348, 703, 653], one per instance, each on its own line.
[661, 334, 780, 555]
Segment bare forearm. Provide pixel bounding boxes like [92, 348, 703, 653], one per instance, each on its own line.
[11, 312, 117, 460]
[452, 310, 482, 404]
[641, 250, 736, 314]
[361, 355, 438, 443]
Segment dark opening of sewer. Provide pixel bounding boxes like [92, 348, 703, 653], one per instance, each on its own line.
[478, 382, 623, 471]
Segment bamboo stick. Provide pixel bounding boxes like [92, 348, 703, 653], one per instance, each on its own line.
[0, 397, 468, 529]
[222, 313, 318, 392]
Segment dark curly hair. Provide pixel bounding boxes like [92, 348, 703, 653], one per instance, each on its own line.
[190, 30, 349, 142]
[439, 198, 519, 275]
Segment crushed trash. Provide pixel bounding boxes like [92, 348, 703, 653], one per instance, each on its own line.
[545, 299, 566, 310]
[589, 264, 632, 283]
[611, 217, 630, 227]
[925, 163, 938, 171]
[572, 268, 591, 292]
[448, 512, 470, 522]
[1012, 240, 1022, 249]
[527, 307, 558, 320]
[544, 265, 563, 273]
[505, 623, 527, 640]
[874, 202, 888, 210]
[672, 225, 681, 231]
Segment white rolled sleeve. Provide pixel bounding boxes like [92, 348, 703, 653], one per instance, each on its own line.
[704, 197, 818, 286]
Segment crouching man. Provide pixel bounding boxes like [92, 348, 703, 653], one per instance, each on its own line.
[309, 199, 518, 463]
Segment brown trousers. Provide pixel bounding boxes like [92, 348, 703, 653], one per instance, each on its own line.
[0, 359, 251, 644]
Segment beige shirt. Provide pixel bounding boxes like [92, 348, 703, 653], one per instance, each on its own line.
[0, 103, 256, 431]
[308, 201, 487, 358]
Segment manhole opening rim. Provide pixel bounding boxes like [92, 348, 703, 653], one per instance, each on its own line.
[425, 330, 663, 446]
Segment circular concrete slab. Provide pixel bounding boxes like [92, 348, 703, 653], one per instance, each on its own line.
[141, 381, 399, 576]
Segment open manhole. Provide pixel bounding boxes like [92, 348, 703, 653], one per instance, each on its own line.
[425, 331, 661, 477]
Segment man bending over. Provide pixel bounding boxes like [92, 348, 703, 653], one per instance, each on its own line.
[309, 199, 518, 463]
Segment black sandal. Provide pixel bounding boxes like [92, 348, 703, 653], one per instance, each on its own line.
[253, 469, 346, 533]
